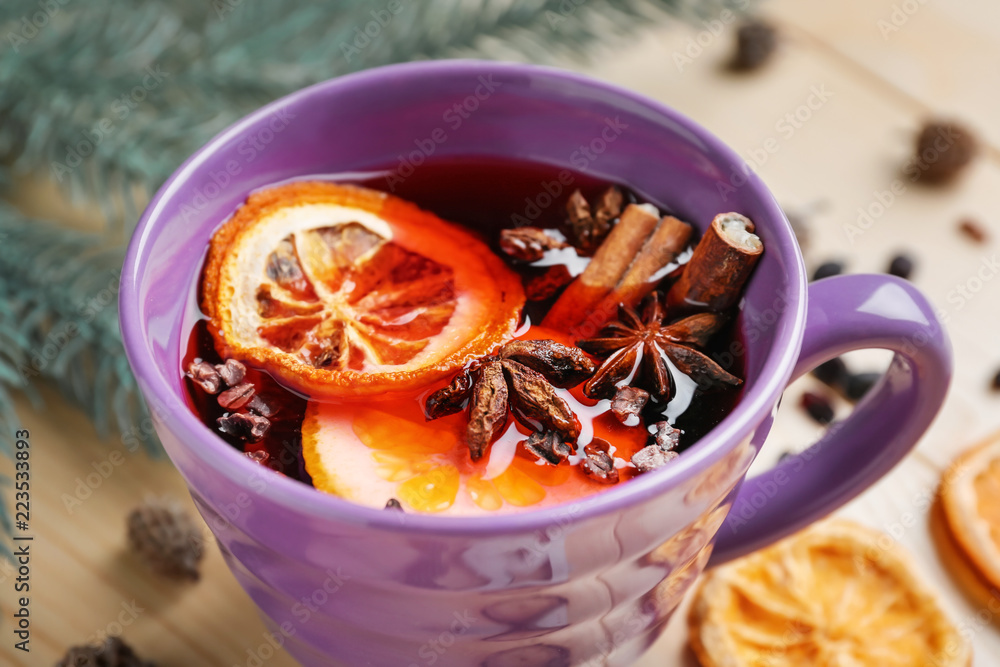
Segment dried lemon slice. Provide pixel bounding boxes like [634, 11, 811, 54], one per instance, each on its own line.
[941, 431, 1000, 592]
[688, 519, 970, 667]
[201, 181, 524, 398]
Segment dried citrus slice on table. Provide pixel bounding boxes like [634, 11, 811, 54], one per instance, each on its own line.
[688, 519, 970, 667]
[940, 430, 1000, 591]
[201, 181, 524, 398]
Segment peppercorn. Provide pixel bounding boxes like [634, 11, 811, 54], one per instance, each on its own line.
[846, 372, 881, 401]
[812, 261, 844, 282]
[812, 357, 849, 392]
[887, 253, 914, 280]
[800, 391, 834, 425]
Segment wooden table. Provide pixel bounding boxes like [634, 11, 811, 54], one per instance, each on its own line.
[4, 0, 1000, 664]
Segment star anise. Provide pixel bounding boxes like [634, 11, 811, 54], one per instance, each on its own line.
[424, 339, 595, 461]
[577, 292, 741, 401]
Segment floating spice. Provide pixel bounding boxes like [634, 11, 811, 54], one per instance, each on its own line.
[543, 202, 662, 333]
[424, 339, 592, 461]
[580, 438, 619, 484]
[565, 186, 623, 253]
[522, 430, 574, 466]
[666, 212, 762, 313]
[499, 227, 567, 262]
[578, 293, 741, 401]
[632, 421, 682, 474]
[611, 386, 650, 425]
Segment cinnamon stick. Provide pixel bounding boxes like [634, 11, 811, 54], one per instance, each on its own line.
[591, 215, 692, 320]
[666, 212, 762, 312]
[542, 203, 660, 332]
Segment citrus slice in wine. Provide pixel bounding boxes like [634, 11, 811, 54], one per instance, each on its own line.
[201, 181, 524, 398]
[940, 430, 1000, 592]
[301, 327, 648, 514]
[688, 519, 970, 667]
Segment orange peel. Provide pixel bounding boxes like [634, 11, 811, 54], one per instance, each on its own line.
[201, 181, 524, 398]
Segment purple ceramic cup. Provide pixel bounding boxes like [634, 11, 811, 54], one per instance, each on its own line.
[120, 61, 950, 666]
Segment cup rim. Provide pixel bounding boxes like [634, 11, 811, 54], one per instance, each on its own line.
[120, 59, 806, 537]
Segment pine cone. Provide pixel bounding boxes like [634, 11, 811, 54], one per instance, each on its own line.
[57, 637, 155, 667]
[126, 497, 205, 581]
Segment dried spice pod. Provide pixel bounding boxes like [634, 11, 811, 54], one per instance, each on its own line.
[652, 421, 681, 451]
[632, 445, 679, 473]
[611, 386, 649, 426]
[566, 189, 609, 252]
[217, 381, 255, 410]
[593, 186, 623, 229]
[424, 368, 474, 419]
[215, 358, 246, 387]
[499, 339, 594, 387]
[188, 360, 222, 394]
[127, 497, 205, 581]
[466, 360, 509, 461]
[579, 296, 740, 401]
[581, 439, 619, 484]
[522, 430, 573, 466]
[667, 212, 763, 313]
[499, 227, 567, 262]
[426, 340, 591, 461]
[245, 449, 270, 465]
[523, 265, 574, 301]
[582, 343, 640, 399]
[217, 412, 270, 441]
[246, 394, 274, 418]
[913, 119, 978, 184]
[731, 19, 777, 71]
[501, 360, 580, 440]
[544, 203, 661, 334]
[57, 637, 155, 667]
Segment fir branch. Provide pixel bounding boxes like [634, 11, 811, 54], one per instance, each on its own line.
[0, 205, 156, 452]
[0, 0, 742, 228]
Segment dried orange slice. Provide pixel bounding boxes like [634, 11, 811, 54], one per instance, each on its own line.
[688, 519, 970, 667]
[201, 181, 524, 398]
[940, 430, 1000, 592]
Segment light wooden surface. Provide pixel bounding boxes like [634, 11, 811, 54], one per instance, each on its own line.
[4, 0, 1000, 664]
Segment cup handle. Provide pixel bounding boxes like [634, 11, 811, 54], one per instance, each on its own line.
[709, 274, 952, 565]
